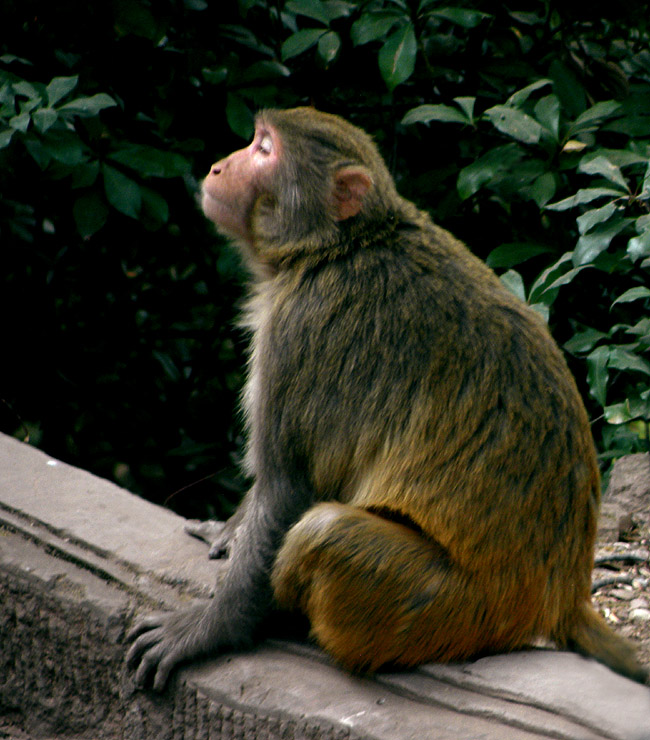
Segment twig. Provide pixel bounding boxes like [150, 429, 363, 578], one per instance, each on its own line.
[594, 552, 649, 565]
[591, 574, 635, 592]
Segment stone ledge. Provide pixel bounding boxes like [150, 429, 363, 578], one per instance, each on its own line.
[1, 432, 649, 740]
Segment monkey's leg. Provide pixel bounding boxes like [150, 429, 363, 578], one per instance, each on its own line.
[272, 502, 537, 673]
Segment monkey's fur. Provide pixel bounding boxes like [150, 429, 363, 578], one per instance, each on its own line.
[127, 107, 646, 689]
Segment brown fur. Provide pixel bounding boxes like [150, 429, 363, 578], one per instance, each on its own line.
[127, 107, 646, 690]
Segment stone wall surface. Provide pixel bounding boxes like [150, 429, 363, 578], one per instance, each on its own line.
[1, 432, 649, 740]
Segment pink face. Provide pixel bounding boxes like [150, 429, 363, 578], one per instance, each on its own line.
[201, 121, 281, 243]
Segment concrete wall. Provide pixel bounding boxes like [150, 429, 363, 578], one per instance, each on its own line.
[1, 433, 649, 740]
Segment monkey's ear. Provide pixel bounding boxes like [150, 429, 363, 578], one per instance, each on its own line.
[332, 167, 372, 221]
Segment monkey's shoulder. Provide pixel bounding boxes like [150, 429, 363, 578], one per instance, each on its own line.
[248, 209, 546, 348]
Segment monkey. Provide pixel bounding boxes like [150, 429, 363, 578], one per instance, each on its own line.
[127, 107, 647, 690]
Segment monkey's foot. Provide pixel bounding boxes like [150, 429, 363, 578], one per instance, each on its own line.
[126, 605, 215, 691]
[184, 519, 231, 559]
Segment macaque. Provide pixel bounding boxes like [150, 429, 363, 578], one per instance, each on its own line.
[127, 107, 647, 690]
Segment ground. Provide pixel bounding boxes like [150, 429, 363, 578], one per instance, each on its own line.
[593, 523, 650, 671]
[593, 453, 650, 672]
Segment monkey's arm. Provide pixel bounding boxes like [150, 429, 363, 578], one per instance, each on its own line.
[126, 480, 309, 691]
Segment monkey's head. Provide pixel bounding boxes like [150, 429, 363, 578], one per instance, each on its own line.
[201, 107, 400, 261]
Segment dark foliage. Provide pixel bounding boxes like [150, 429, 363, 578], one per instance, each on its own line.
[1, 0, 648, 517]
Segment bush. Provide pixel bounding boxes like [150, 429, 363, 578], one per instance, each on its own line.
[1, 1, 648, 516]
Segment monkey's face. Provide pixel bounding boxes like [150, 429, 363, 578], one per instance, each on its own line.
[202, 108, 379, 252]
[201, 122, 281, 243]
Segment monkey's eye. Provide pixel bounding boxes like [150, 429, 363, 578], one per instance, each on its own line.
[258, 134, 273, 155]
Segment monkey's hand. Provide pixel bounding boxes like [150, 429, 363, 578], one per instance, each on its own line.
[126, 603, 223, 691]
[184, 519, 233, 559]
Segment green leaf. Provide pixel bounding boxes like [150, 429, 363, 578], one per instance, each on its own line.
[40, 129, 85, 164]
[542, 264, 591, 294]
[573, 217, 631, 266]
[225, 93, 254, 140]
[529, 303, 550, 322]
[506, 79, 552, 107]
[71, 160, 100, 188]
[103, 164, 141, 218]
[642, 160, 650, 197]
[486, 242, 554, 269]
[564, 328, 607, 354]
[0, 85, 15, 114]
[484, 105, 544, 144]
[58, 93, 117, 117]
[108, 145, 190, 178]
[581, 148, 649, 169]
[73, 191, 109, 238]
[578, 155, 629, 191]
[325, 1, 355, 18]
[625, 317, 650, 338]
[533, 95, 560, 139]
[627, 230, 650, 262]
[113, 0, 162, 40]
[586, 346, 609, 406]
[608, 347, 650, 376]
[0, 54, 32, 66]
[281, 29, 327, 60]
[402, 104, 468, 126]
[19, 96, 43, 115]
[545, 187, 627, 211]
[202, 66, 228, 85]
[576, 202, 617, 235]
[9, 112, 30, 132]
[456, 144, 523, 200]
[568, 100, 621, 135]
[528, 252, 572, 303]
[527, 172, 556, 207]
[430, 7, 490, 28]
[141, 186, 169, 227]
[351, 12, 400, 46]
[611, 287, 650, 307]
[453, 97, 475, 122]
[604, 399, 648, 425]
[499, 269, 526, 301]
[13, 81, 41, 101]
[46, 76, 78, 106]
[285, 0, 339, 25]
[239, 60, 291, 83]
[23, 134, 52, 168]
[153, 350, 182, 382]
[378, 23, 417, 92]
[0, 128, 14, 148]
[32, 108, 58, 133]
[317, 31, 341, 65]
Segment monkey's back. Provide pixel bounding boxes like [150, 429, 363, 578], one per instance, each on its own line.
[249, 205, 599, 628]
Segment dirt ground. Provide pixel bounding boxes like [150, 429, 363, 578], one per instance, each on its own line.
[592, 452, 650, 672]
[593, 527, 650, 671]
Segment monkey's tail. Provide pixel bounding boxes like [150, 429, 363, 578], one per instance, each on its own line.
[559, 602, 648, 684]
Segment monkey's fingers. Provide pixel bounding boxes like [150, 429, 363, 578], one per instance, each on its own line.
[132, 639, 167, 690]
[125, 619, 163, 664]
[151, 646, 188, 692]
[126, 613, 168, 643]
[208, 539, 230, 559]
[127, 624, 200, 691]
[184, 519, 226, 546]
[126, 628, 165, 687]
